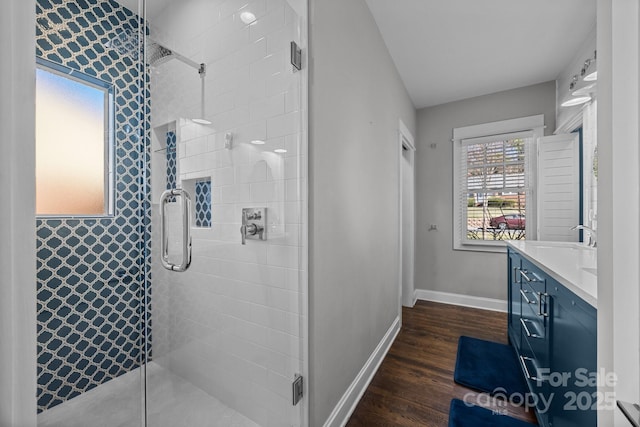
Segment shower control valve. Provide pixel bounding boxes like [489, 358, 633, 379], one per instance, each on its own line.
[241, 207, 267, 245]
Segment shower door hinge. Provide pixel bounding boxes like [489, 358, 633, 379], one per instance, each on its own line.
[292, 374, 304, 406]
[290, 41, 302, 71]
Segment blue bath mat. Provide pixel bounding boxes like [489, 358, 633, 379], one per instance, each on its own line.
[448, 399, 536, 427]
[454, 336, 528, 397]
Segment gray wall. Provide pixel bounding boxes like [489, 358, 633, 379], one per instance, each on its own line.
[0, 0, 37, 425]
[415, 82, 556, 301]
[308, 0, 416, 424]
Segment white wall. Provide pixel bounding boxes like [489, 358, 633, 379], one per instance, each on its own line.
[0, 1, 37, 426]
[415, 82, 556, 302]
[596, 0, 640, 425]
[147, 1, 307, 425]
[308, 0, 416, 424]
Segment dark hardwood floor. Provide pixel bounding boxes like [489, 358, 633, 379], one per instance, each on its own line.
[346, 301, 538, 426]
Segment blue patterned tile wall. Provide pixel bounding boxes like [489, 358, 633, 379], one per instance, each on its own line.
[166, 131, 177, 191]
[195, 179, 212, 227]
[35, 0, 150, 412]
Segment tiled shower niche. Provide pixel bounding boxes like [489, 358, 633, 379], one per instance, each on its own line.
[152, 122, 213, 229]
[194, 179, 212, 228]
[35, 0, 149, 412]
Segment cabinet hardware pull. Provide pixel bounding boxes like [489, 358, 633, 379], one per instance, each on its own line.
[519, 269, 535, 282]
[520, 318, 542, 338]
[520, 289, 536, 304]
[519, 355, 544, 381]
[513, 267, 520, 284]
[538, 292, 549, 317]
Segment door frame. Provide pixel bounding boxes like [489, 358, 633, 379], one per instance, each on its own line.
[398, 119, 416, 313]
[0, 1, 37, 426]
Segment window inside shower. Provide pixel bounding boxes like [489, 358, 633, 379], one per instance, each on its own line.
[35, 59, 115, 217]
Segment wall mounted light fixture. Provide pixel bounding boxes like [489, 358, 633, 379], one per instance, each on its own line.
[561, 96, 592, 107]
[580, 51, 597, 80]
[563, 50, 597, 107]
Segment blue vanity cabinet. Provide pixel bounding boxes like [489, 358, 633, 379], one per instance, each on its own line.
[546, 277, 597, 427]
[507, 247, 597, 427]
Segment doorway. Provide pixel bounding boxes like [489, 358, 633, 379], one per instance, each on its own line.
[399, 120, 416, 308]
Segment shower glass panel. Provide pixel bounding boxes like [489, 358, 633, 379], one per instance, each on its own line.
[34, 0, 306, 425]
[145, 0, 307, 425]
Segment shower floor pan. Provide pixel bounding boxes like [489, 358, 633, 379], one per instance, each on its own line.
[37, 361, 259, 427]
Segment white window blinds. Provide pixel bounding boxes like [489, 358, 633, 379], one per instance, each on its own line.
[458, 131, 534, 245]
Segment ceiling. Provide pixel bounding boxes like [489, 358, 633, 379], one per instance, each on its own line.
[364, 0, 597, 109]
[116, 0, 597, 110]
[114, 0, 304, 24]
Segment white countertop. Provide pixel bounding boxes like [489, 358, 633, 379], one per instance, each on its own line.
[507, 241, 597, 308]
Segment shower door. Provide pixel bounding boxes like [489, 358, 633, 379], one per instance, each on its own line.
[143, 0, 307, 426]
[33, 0, 306, 425]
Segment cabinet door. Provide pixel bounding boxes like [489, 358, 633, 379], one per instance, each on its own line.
[548, 279, 597, 427]
[508, 249, 522, 348]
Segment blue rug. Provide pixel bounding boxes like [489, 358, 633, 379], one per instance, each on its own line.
[448, 399, 536, 427]
[454, 336, 528, 397]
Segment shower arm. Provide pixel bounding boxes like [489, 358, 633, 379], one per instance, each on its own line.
[173, 51, 202, 71]
[199, 64, 207, 121]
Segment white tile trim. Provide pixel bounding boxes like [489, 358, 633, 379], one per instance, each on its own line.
[322, 316, 401, 427]
[414, 289, 508, 313]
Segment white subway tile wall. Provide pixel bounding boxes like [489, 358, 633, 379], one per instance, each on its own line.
[149, 0, 305, 425]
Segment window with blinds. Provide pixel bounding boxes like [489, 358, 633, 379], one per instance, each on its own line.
[462, 132, 531, 242]
[452, 115, 544, 252]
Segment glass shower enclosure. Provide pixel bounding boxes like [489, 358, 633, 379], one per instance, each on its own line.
[33, 0, 307, 425]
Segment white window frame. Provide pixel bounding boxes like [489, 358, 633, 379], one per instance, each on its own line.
[35, 57, 115, 218]
[453, 115, 545, 252]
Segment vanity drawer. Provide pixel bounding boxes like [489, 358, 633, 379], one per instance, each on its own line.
[520, 304, 548, 360]
[519, 258, 546, 293]
[518, 339, 550, 427]
[521, 283, 550, 319]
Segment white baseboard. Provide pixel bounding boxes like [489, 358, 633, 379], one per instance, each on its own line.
[323, 316, 401, 427]
[414, 289, 508, 313]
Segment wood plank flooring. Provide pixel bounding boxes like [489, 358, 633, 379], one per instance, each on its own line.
[346, 301, 538, 426]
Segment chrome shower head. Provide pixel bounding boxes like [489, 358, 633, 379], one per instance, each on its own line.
[146, 40, 175, 67]
[145, 38, 201, 71]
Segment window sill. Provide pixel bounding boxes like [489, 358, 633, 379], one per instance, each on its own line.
[454, 241, 509, 254]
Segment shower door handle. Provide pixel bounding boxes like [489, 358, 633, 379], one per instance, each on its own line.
[160, 188, 192, 272]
